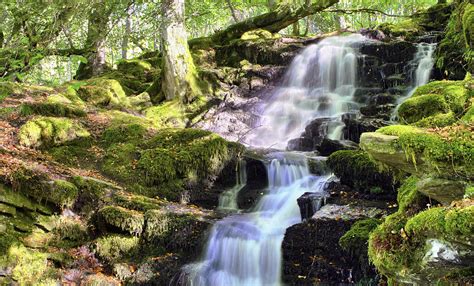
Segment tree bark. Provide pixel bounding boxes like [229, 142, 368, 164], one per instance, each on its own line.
[159, 0, 200, 103]
[209, 0, 339, 45]
[226, 0, 241, 22]
[75, 0, 112, 80]
[122, 6, 132, 59]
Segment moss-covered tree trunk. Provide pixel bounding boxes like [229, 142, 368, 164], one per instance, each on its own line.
[209, 0, 339, 45]
[75, 0, 112, 80]
[160, 0, 200, 103]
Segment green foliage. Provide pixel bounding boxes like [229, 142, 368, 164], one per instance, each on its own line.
[435, 2, 474, 79]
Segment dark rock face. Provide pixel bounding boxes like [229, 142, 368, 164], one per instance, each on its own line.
[297, 192, 328, 220]
[342, 116, 390, 143]
[316, 138, 359, 156]
[237, 157, 268, 210]
[282, 205, 381, 285]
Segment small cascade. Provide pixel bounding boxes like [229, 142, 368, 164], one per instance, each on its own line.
[245, 34, 367, 149]
[391, 42, 436, 121]
[182, 153, 331, 286]
[217, 159, 247, 211]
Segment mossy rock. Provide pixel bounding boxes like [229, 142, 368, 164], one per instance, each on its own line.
[101, 123, 148, 146]
[327, 150, 396, 193]
[100, 127, 243, 201]
[369, 200, 474, 283]
[241, 29, 278, 41]
[398, 79, 473, 127]
[1, 244, 57, 285]
[117, 59, 157, 81]
[18, 116, 90, 148]
[77, 78, 130, 108]
[10, 168, 78, 210]
[361, 125, 474, 180]
[97, 206, 144, 236]
[339, 218, 381, 257]
[377, 20, 422, 40]
[94, 234, 139, 263]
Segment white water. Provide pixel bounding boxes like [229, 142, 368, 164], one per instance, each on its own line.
[391, 43, 436, 121]
[183, 153, 330, 286]
[181, 34, 369, 286]
[217, 159, 247, 211]
[245, 34, 367, 149]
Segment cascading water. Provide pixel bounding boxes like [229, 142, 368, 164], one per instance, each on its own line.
[391, 42, 436, 121]
[181, 34, 367, 286]
[183, 153, 331, 286]
[246, 34, 367, 148]
[217, 159, 247, 211]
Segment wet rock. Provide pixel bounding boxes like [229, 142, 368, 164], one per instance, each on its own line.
[343, 116, 389, 143]
[287, 137, 313, 151]
[297, 192, 328, 221]
[282, 204, 382, 285]
[316, 138, 359, 156]
[417, 177, 467, 205]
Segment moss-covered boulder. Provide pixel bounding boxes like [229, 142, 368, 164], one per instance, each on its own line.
[94, 234, 140, 263]
[77, 78, 130, 108]
[18, 116, 90, 148]
[21, 93, 87, 118]
[101, 128, 243, 202]
[398, 79, 473, 126]
[327, 150, 396, 193]
[369, 198, 474, 284]
[360, 125, 474, 181]
[97, 206, 145, 236]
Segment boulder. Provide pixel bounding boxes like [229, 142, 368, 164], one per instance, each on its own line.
[417, 177, 467, 205]
[343, 116, 389, 143]
[297, 192, 328, 221]
[282, 204, 383, 285]
[316, 138, 359, 156]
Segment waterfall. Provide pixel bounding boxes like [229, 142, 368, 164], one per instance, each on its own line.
[179, 34, 370, 286]
[217, 159, 247, 211]
[182, 153, 330, 286]
[391, 43, 436, 121]
[245, 34, 367, 149]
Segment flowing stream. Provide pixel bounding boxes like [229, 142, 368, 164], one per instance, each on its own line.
[391, 42, 436, 121]
[181, 34, 368, 286]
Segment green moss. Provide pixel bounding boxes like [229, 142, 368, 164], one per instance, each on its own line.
[398, 94, 450, 124]
[240, 29, 277, 41]
[100, 127, 243, 201]
[10, 168, 78, 210]
[377, 19, 421, 40]
[70, 176, 111, 216]
[377, 125, 424, 136]
[48, 137, 96, 168]
[413, 111, 457, 128]
[4, 244, 57, 285]
[327, 150, 395, 192]
[101, 123, 148, 145]
[95, 234, 139, 263]
[77, 78, 130, 108]
[102, 110, 157, 129]
[144, 100, 187, 128]
[397, 176, 425, 214]
[52, 217, 88, 248]
[112, 192, 162, 212]
[97, 206, 144, 235]
[339, 218, 381, 252]
[102, 143, 139, 182]
[18, 116, 90, 148]
[436, 2, 473, 79]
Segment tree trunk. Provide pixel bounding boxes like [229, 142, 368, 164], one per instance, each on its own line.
[159, 0, 200, 103]
[226, 0, 241, 22]
[208, 0, 339, 45]
[75, 0, 111, 80]
[122, 6, 132, 59]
